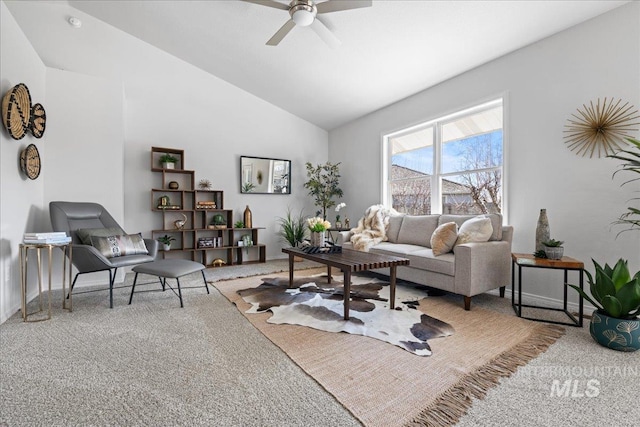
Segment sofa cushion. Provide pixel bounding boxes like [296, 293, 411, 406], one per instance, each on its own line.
[430, 222, 458, 256]
[396, 215, 439, 248]
[439, 213, 503, 241]
[386, 215, 405, 243]
[455, 216, 493, 246]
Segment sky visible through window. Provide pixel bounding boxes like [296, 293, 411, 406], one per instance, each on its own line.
[392, 130, 503, 179]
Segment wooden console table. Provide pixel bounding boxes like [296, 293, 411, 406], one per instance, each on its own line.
[283, 247, 409, 320]
[511, 253, 584, 327]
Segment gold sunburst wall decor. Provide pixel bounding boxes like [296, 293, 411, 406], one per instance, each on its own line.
[563, 97, 639, 158]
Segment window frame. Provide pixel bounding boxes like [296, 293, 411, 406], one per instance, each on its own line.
[382, 97, 508, 220]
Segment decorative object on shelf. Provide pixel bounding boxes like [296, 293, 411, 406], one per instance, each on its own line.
[256, 170, 263, 184]
[168, 181, 179, 189]
[29, 103, 46, 138]
[563, 98, 640, 158]
[158, 195, 170, 207]
[209, 214, 227, 229]
[335, 202, 346, 228]
[608, 137, 640, 235]
[174, 213, 187, 230]
[234, 220, 245, 228]
[196, 201, 216, 209]
[199, 179, 212, 190]
[19, 143, 41, 180]
[198, 237, 215, 248]
[159, 153, 177, 169]
[535, 208, 550, 253]
[244, 205, 253, 228]
[309, 231, 326, 247]
[242, 234, 252, 253]
[277, 208, 306, 248]
[304, 161, 343, 219]
[344, 217, 350, 229]
[2, 83, 31, 140]
[157, 234, 176, 251]
[542, 238, 564, 260]
[569, 259, 640, 352]
[211, 258, 226, 267]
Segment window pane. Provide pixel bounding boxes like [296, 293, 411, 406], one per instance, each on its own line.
[442, 130, 503, 174]
[390, 175, 431, 215]
[390, 126, 434, 175]
[441, 171, 502, 215]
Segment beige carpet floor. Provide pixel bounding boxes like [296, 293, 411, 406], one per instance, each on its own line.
[215, 269, 564, 427]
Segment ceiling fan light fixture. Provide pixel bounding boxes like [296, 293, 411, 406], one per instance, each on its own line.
[290, 3, 317, 27]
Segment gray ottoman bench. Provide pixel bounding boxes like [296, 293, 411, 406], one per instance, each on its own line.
[128, 259, 209, 307]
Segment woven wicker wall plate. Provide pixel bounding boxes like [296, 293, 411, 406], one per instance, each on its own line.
[20, 143, 41, 180]
[30, 103, 46, 138]
[2, 83, 32, 140]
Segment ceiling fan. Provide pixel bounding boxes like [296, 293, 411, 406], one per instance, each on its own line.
[243, 0, 372, 48]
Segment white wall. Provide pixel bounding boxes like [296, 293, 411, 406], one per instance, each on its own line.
[0, 1, 47, 323]
[329, 3, 640, 306]
[0, 1, 328, 322]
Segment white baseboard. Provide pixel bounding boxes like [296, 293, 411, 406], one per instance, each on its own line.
[488, 287, 595, 315]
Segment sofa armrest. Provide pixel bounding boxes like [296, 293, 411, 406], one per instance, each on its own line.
[453, 240, 512, 296]
[337, 230, 353, 246]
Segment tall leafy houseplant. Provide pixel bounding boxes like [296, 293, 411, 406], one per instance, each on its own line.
[276, 208, 306, 248]
[608, 137, 640, 234]
[304, 162, 343, 220]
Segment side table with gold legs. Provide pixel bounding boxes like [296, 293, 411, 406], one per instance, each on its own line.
[19, 242, 73, 322]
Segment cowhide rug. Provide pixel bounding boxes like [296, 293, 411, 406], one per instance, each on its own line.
[237, 275, 454, 356]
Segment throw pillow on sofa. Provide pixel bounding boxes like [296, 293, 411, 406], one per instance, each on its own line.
[430, 222, 458, 256]
[455, 216, 493, 246]
[90, 234, 149, 258]
[76, 226, 125, 245]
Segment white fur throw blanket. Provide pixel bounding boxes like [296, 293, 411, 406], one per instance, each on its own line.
[350, 204, 399, 252]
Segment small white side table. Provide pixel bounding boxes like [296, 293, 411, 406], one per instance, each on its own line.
[19, 242, 73, 322]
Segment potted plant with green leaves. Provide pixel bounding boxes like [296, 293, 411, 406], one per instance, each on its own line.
[159, 153, 177, 169]
[276, 208, 306, 248]
[157, 234, 176, 251]
[303, 162, 343, 220]
[570, 259, 640, 352]
[542, 238, 564, 260]
[209, 214, 227, 229]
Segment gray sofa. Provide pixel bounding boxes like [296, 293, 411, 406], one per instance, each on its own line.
[340, 214, 513, 310]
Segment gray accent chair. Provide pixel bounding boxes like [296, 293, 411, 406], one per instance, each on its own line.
[49, 201, 158, 308]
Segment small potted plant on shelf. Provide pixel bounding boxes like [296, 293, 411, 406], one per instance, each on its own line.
[234, 220, 245, 228]
[159, 153, 178, 169]
[157, 234, 176, 251]
[209, 214, 227, 229]
[542, 238, 564, 260]
[569, 259, 640, 352]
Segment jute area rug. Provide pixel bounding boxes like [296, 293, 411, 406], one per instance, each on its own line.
[214, 269, 564, 427]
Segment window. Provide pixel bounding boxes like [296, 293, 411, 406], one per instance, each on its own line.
[384, 99, 504, 216]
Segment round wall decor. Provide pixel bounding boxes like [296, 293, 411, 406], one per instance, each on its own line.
[2, 83, 32, 140]
[30, 103, 46, 138]
[563, 97, 640, 158]
[20, 143, 41, 180]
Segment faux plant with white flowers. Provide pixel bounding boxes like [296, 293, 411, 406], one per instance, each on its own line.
[335, 202, 346, 222]
[307, 217, 331, 232]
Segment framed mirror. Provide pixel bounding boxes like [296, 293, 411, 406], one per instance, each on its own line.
[240, 156, 291, 194]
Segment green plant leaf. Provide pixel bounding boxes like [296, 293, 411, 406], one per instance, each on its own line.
[601, 295, 623, 318]
[616, 279, 640, 318]
[611, 259, 631, 291]
[568, 284, 603, 312]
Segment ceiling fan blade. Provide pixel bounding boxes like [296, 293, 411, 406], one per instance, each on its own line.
[316, 0, 372, 14]
[266, 19, 296, 46]
[311, 18, 341, 48]
[243, 0, 290, 11]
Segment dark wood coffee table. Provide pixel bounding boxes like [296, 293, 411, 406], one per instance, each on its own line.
[282, 247, 410, 320]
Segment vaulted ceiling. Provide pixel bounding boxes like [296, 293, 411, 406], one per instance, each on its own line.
[6, 0, 629, 130]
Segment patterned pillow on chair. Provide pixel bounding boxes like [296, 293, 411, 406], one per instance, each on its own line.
[90, 234, 149, 258]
